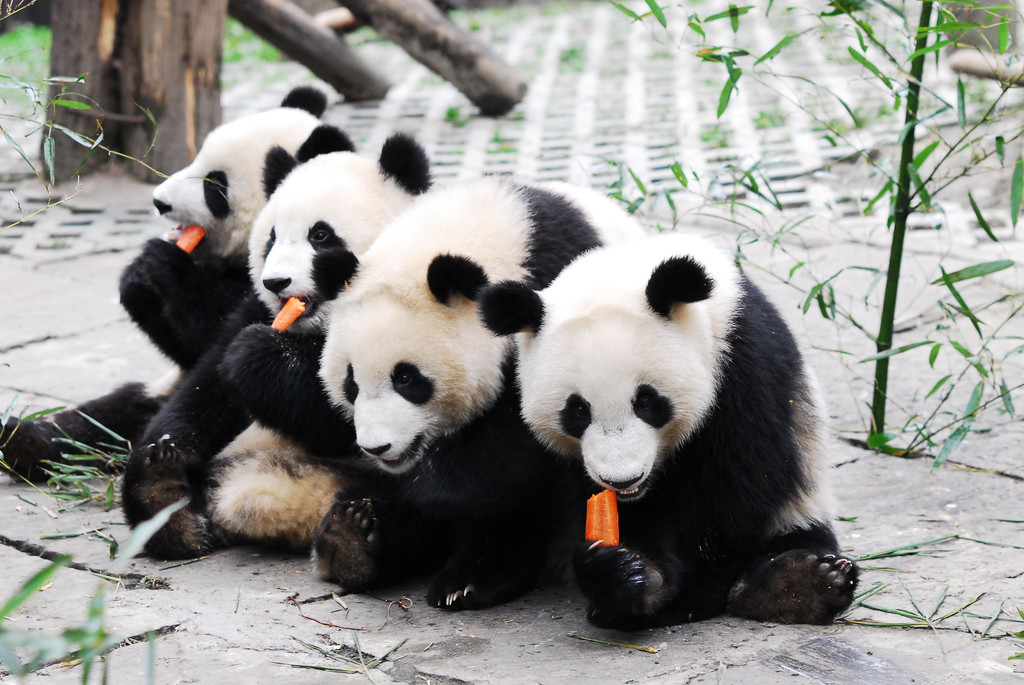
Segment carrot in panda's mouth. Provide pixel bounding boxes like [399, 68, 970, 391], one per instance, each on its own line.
[271, 296, 306, 332]
[585, 488, 619, 547]
[175, 225, 206, 253]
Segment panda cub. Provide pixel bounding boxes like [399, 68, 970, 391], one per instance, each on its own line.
[480, 232, 859, 630]
[318, 178, 645, 609]
[207, 133, 444, 590]
[122, 131, 434, 565]
[2, 86, 328, 484]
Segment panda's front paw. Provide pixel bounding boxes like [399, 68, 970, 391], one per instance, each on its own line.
[727, 549, 859, 625]
[221, 324, 288, 389]
[574, 541, 656, 604]
[122, 437, 211, 559]
[313, 498, 382, 592]
[426, 570, 485, 611]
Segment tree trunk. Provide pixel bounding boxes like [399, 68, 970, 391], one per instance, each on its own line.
[47, 0, 226, 183]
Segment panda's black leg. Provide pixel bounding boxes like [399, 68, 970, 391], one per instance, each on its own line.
[121, 436, 213, 559]
[313, 498, 382, 592]
[727, 548, 859, 624]
[427, 518, 546, 611]
[1, 383, 167, 483]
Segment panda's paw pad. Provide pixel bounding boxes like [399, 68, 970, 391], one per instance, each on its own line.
[313, 499, 380, 591]
[767, 549, 860, 622]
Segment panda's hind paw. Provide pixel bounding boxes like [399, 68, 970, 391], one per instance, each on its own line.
[313, 498, 381, 592]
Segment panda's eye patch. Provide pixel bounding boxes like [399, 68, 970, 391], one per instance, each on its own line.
[343, 364, 359, 404]
[203, 170, 230, 219]
[263, 228, 276, 260]
[391, 362, 433, 405]
[559, 393, 591, 439]
[308, 221, 342, 250]
[633, 384, 672, 428]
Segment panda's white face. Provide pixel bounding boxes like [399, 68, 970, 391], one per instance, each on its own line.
[514, 235, 740, 500]
[320, 179, 534, 474]
[152, 107, 321, 265]
[248, 153, 416, 335]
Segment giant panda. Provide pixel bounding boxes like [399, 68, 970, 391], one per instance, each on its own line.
[478, 232, 859, 630]
[317, 178, 645, 609]
[2, 86, 329, 485]
[121, 131, 436, 568]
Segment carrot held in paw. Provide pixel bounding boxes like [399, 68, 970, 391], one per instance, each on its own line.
[175, 225, 206, 253]
[585, 488, 619, 547]
[271, 296, 306, 332]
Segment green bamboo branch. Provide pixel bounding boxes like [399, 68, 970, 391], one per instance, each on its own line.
[871, 0, 935, 435]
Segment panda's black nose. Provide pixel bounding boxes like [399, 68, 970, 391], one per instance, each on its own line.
[362, 443, 392, 457]
[263, 277, 291, 295]
[153, 198, 172, 215]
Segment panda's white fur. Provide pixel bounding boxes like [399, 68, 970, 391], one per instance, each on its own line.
[513, 232, 834, 532]
[319, 177, 645, 473]
[247, 151, 419, 335]
[205, 148, 425, 549]
[152, 106, 323, 264]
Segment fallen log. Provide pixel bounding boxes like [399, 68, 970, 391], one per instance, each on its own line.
[228, 0, 390, 101]
[336, 0, 527, 115]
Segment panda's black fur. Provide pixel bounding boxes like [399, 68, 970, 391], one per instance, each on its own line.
[479, 234, 859, 630]
[1, 87, 328, 486]
[121, 125, 359, 558]
[314, 178, 645, 609]
[122, 131, 446, 591]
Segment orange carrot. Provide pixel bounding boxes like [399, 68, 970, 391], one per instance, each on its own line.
[271, 296, 306, 332]
[175, 225, 206, 253]
[585, 488, 619, 547]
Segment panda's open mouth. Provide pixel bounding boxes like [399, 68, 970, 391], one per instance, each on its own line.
[278, 294, 321, 319]
[372, 434, 425, 474]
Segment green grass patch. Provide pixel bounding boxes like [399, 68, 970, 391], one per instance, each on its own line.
[223, 18, 281, 64]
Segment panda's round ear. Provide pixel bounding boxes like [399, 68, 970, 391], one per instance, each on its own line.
[479, 281, 544, 336]
[427, 254, 488, 306]
[379, 133, 431, 195]
[645, 256, 714, 319]
[280, 85, 328, 118]
[263, 146, 298, 199]
[297, 124, 356, 163]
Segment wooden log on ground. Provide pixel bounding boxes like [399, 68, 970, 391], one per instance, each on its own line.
[336, 0, 527, 116]
[948, 49, 1024, 86]
[228, 0, 390, 101]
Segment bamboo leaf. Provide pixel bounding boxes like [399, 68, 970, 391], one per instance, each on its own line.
[669, 161, 688, 188]
[996, 136, 1005, 165]
[913, 139, 940, 169]
[43, 136, 55, 185]
[859, 340, 933, 363]
[931, 260, 1013, 284]
[52, 99, 92, 110]
[998, 15, 1010, 54]
[1011, 156, 1023, 228]
[933, 423, 970, 470]
[968, 192, 998, 242]
[999, 379, 1015, 419]
[928, 342, 942, 367]
[644, 0, 666, 27]
[610, 2, 641, 21]
[755, 32, 800, 65]
[956, 78, 966, 128]
[936, 268, 983, 337]
[925, 374, 952, 399]
[848, 47, 892, 89]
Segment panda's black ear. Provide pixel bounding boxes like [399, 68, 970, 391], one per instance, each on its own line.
[379, 133, 431, 195]
[479, 281, 544, 336]
[280, 85, 328, 118]
[263, 146, 297, 199]
[427, 254, 488, 306]
[297, 124, 356, 163]
[645, 256, 714, 319]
